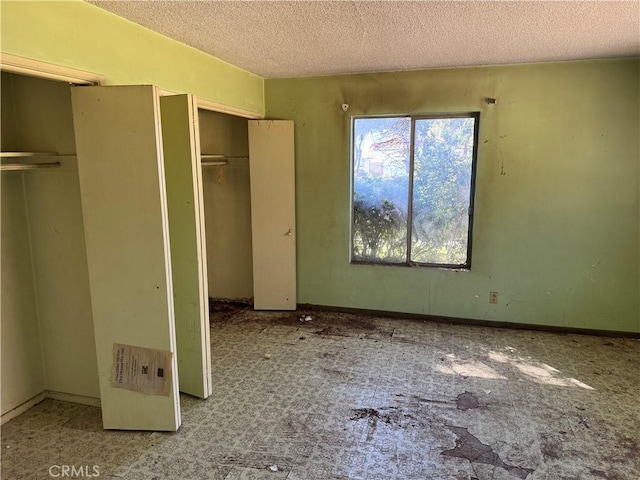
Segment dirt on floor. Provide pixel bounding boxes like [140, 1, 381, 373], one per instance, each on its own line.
[209, 299, 395, 338]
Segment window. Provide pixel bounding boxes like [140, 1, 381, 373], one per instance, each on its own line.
[351, 113, 479, 268]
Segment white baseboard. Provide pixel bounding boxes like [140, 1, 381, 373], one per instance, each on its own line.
[1, 391, 48, 425]
[46, 391, 101, 408]
[1, 390, 101, 424]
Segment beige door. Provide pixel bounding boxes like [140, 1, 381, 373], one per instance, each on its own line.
[248, 120, 296, 310]
[71, 86, 180, 431]
[160, 94, 212, 399]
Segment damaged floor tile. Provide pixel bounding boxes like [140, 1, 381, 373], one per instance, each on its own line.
[1, 305, 638, 479]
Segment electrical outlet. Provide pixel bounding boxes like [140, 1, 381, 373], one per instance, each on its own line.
[489, 292, 498, 304]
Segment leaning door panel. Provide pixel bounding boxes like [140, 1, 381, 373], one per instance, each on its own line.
[71, 85, 180, 431]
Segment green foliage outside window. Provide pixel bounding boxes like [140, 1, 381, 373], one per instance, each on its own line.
[352, 114, 477, 267]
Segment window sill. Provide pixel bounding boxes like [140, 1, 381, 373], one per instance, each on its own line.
[350, 260, 471, 272]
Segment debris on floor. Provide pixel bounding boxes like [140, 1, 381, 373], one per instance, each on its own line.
[299, 314, 313, 322]
[349, 406, 415, 428]
[577, 414, 590, 428]
[3, 304, 638, 480]
[268, 464, 278, 472]
[456, 391, 480, 411]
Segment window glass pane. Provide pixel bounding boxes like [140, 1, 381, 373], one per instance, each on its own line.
[411, 117, 475, 265]
[352, 117, 410, 263]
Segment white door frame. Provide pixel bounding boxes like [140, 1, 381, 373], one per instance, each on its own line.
[0, 53, 105, 85]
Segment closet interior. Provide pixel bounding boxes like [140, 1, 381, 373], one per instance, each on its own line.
[1, 71, 100, 420]
[1, 69, 296, 431]
[198, 109, 253, 302]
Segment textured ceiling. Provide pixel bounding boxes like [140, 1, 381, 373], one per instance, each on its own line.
[89, 0, 640, 78]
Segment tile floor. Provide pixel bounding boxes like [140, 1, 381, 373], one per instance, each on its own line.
[2, 306, 639, 479]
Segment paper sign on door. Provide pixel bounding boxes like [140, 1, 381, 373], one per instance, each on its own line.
[111, 343, 172, 396]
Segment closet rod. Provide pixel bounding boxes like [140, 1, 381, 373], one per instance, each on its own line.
[201, 160, 228, 167]
[200, 154, 249, 167]
[0, 151, 58, 158]
[0, 152, 76, 158]
[201, 154, 249, 161]
[0, 162, 62, 171]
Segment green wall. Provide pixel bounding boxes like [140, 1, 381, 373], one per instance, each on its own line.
[266, 59, 640, 333]
[1, 173, 46, 414]
[1, 0, 264, 116]
[2, 0, 636, 333]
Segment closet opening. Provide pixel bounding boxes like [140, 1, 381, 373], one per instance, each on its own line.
[1, 71, 100, 423]
[198, 109, 254, 308]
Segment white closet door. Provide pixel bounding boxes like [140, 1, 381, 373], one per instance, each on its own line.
[71, 86, 180, 431]
[248, 120, 296, 310]
[160, 94, 212, 399]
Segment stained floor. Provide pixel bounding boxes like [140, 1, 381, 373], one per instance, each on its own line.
[2, 305, 639, 479]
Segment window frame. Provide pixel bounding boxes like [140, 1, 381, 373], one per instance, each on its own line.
[349, 112, 480, 270]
